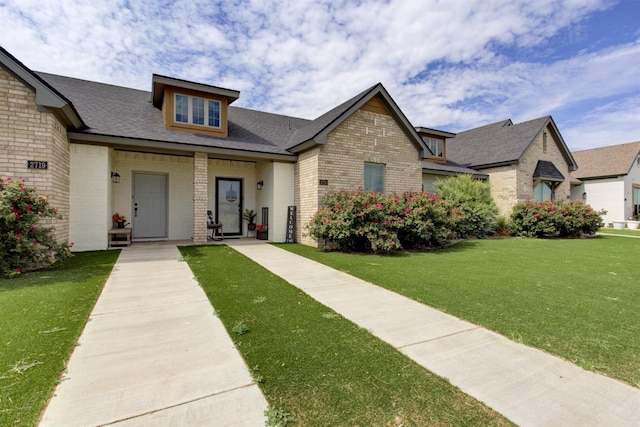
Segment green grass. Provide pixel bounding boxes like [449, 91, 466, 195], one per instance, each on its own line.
[0, 251, 120, 426]
[598, 227, 640, 236]
[180, 245, 513, 426]
[278, 236, 640, 388]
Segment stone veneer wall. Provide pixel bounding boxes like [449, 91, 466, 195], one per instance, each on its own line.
[295, 108, 422, 246]
[486, 124, 573, 216]
[0, 68, 70, 241]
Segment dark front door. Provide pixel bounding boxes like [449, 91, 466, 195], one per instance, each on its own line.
[133, 173, 167, 238]
[216, 178, 242, 236]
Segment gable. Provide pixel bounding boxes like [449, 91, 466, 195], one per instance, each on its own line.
[361, 96, 390, 116]
[0, 46, 84, 128]
[287, 83, 428, 157]
[449, 116, 576, 172]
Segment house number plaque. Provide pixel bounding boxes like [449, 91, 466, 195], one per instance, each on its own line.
[27, 160, 48, 169]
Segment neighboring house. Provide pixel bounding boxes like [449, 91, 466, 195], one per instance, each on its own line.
[1, 46, 430, 250]
[570, 141, 640, 224]
[423, 117, 578, 215]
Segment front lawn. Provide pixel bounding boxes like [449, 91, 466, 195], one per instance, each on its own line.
[0, 251, 120, 426]
[181, 245, 512, 426]
[278, 236, 640, 388]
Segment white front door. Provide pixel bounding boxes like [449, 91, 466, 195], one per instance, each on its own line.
[133, 173, 167, 238]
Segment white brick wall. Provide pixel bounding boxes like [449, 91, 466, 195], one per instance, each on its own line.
[112, 150, 194, 240]
[69, 144, 110, 251]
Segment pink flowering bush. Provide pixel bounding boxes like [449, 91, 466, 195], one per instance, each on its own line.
[0, 177, 72, 277]
[306, 189, 458, 253]
[510, 200, 604, 238]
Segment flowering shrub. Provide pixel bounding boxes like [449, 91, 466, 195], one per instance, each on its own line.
[305, 189, 458, 253]
[0, 177, 72, 277]
[510, 200, 604, 238]
[256, 224, 268, 232]
[435, 174, 499, 238]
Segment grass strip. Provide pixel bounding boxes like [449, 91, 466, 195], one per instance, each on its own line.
[278, 236, 640, 388]
[598, 228, 640, 237]
[180, 245, 513, 426]
[0, 250, 120, 426]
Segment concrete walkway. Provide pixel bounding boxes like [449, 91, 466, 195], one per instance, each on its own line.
[39, 243, 267, 427]
[228, 240, 640, 427]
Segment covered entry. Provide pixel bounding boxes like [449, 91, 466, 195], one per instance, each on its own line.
[133, 173, 168, 239]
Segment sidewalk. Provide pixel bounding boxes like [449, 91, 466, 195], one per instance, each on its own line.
[39, 243, 267, 427]
[228, 241, 640, 427]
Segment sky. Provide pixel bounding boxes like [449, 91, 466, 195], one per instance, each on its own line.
[1, 0, 639, 151]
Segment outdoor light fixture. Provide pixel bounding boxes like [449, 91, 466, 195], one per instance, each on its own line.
[257, 180, 264, 191]
[111, 172, 121, 184]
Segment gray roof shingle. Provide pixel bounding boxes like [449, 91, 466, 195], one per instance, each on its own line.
[533, 160, 565, 181]
[422, 159, 488, 177]
[36, 72, 314, 156]
[447, 116, 552, 168]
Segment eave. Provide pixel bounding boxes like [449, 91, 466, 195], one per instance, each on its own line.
[68, 132, 297, 162]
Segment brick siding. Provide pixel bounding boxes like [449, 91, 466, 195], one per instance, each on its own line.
[0, 68, 70, 241]
[295, 108, 422, 246]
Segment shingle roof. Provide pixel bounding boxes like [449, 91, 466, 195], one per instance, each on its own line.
[422, 159, 488, 178]
[286, 85, 378, 150]
[36, 73, 424, 159]
[447, 117, 554, 168]
[571, 141, 640, 179]
[36, 72, 312, 156]
[533, 160, 564, 181]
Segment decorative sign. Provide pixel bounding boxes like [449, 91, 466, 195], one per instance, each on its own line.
[27, 160, 48, 169]
[319, 179, 328, 185]
[286, 205, 296, 243]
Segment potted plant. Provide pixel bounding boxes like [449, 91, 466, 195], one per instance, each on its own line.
[256, 224, 268, 240]
[627, 215, 639, 230]
[112, 212, 129, 228]
[243, 209, 257, 230]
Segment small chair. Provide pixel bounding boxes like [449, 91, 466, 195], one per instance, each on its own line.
[207, 210, 224, 240]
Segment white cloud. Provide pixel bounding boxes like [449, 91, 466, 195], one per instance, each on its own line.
[1, 0, 637, 147]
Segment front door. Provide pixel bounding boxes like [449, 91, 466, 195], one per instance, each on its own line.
[216, 178, 242, 236]
[133, 173, 168, 238]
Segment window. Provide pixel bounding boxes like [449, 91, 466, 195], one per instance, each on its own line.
[422, 136, 444, 158]
[175, 94, 188, 123]
[633, 185, 640, 218]
[542, 132, 548, 153]
[364, 163, 384, 193]
[174, 93, 221, 128]
[534, 182, 554, 202]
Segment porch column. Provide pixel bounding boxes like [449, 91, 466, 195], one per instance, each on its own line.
[193, 152, 208, 244]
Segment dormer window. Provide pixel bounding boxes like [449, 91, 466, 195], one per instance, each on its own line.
[152, 74, 240, 138]
[423, 136, 444, 158]
[174, 94, 221, 128]
[415, 127, 455, 164]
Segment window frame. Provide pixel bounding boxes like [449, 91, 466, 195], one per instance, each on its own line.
[173, 93, 222, 130]
[534, 181, 555, 202]
[364, 163, 385, 193]
[422, 136, 445, 160]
